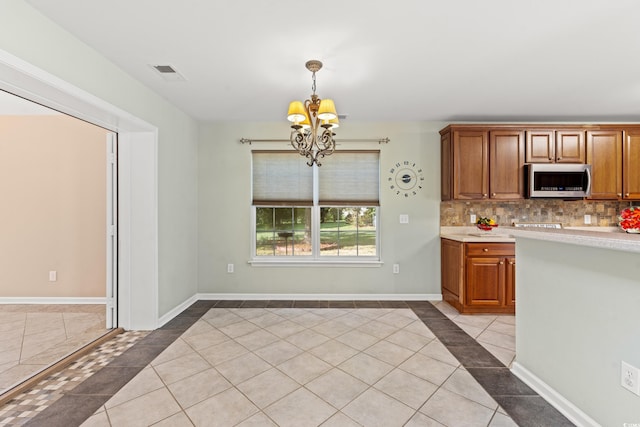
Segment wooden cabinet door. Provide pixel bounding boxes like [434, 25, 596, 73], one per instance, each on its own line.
[465, 256, 504, 308]
[453, 131, 488, 199]
[505, 257, 516, 307]
[623, 130, 640, 200]
[441, 132, 452, 201]
[586, 130, 622, 200]
[489, 130, 525, 199]
[555, 130, 585, 163]
[526, 130, 555, 163]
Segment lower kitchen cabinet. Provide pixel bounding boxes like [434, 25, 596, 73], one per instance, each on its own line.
[441, 239, 515, 314]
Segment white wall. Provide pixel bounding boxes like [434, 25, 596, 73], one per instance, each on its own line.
[198, 121, 443, 297]
[0, 0, 199, 319]
[514, 237, 640, 426]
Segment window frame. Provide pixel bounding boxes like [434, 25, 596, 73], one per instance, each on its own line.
[250, 151, 382, 267]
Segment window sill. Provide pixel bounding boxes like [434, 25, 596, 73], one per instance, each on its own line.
[249, 259, 383, 268]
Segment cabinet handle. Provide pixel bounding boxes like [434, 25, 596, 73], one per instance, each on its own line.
[491, 193, 496, 197]
[626, 193, 630, 197]
[483, 248, 489, 252]
[499, 261, 504, 265]
[557, 157, 561, 161]
[509, 261, 515, 265]
[617, 193, 622, 197]
[483, 194, 488, 198]
[548, 157, 553, 160]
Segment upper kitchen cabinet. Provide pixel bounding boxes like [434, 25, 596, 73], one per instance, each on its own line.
[586, 129, 640, 200]
[441, 124, 640, 201]
[623, 130, 640, 200]
[489, 130, 525, 199]
[586, 130, 622, 200]
[452, 129, 488, 200]
[440, 126, 524, 200]
[526, 129, 585, 163]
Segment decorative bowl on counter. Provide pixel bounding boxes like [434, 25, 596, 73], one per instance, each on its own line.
[476, 224, 498, 231]
[618, 207, 640, 233]
[476, 217, 498, 231]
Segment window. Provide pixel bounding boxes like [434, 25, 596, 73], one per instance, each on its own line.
[252, 150, 380, 262]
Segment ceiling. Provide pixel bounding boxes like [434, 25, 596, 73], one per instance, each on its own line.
[23, 0, 640, 123]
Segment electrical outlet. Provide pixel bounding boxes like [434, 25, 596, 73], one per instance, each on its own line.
[470, 214, 477, 224]
[584, 214, 591, 225]
[399, 214, 409, 224]
[49, 271, 57, 282]
[227, 263, 234, 273]
[393, 264, 400, 274]
[621, 361, 640, 395]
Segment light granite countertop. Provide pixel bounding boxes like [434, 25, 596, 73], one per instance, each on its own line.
[440, 226, 515, 243]
[440, 226, 640, 254]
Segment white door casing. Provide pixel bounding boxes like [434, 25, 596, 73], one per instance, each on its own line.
[0, 48, 159, 330]
[106, 132, 117, 328]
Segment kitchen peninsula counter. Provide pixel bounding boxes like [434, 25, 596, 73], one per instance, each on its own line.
[509, 227, 640, 426]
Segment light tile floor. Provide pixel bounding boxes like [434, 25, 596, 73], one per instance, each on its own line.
[81, 306, 518, 427]
[0, 304, 108, 394]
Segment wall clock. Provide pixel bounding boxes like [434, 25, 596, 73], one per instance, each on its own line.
[388, 161, 424, 197]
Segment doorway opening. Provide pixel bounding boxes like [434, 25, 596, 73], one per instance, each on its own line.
[0, 90, 117, 395]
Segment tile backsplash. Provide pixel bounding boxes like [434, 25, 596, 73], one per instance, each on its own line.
[440, 200, 634, 227]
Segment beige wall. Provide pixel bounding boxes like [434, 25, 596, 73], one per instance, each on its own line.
[0, 115, 108, 297]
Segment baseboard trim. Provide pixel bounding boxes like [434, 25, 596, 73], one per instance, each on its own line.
[0, 297, 107, 304]
[196, 293, 443, 301]
[157, 294, 199, 327]
[511, 362, 600, 427]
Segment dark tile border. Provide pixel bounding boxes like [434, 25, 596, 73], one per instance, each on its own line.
[24, 299, 575, 427]
[413, 301, 574, 427]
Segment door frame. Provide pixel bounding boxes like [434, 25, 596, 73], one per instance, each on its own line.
[0, 49, 159, 330]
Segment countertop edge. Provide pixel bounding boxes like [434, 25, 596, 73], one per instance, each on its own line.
[506, 227, 640, 254]
[440, 226, 640, 253]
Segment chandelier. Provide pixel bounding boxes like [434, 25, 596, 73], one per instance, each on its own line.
[287, 60, 339, 166]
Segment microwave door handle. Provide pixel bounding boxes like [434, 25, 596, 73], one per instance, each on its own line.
[585, 167, 591, 195]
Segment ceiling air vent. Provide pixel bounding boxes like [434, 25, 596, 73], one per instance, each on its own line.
[151, 64, 186, 82]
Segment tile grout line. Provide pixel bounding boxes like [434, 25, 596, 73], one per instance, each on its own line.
[189, 306, 463, 426]
[7, 301, 542, 426]
[412, 302, 575, 427]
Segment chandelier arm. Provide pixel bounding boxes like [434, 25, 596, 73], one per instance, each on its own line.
[290, 129, 312, 156]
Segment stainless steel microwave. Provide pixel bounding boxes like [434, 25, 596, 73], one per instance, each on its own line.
[526, 163, 591, 198]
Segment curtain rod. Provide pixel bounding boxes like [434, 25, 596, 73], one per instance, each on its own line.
[240, 137, 390, 145]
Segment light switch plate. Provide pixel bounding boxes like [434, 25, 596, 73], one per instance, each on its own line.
[399, 214, 409, 224]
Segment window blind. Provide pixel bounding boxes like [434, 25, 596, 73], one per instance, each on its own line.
[319, 150, 380, 206]
[252, 151, 313, 205]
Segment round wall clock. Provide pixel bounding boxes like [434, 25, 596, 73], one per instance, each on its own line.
[388, 161, 425, 197]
